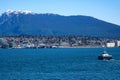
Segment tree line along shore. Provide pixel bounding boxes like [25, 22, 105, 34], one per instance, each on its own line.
[0, 35, 120, 48]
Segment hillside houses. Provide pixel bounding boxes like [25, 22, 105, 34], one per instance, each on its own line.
[0, 35, 119, 48]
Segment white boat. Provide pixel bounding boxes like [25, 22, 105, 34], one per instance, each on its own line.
[98, 51, 112, 60]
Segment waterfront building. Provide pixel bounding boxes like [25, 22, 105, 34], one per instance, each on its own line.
[106, 43, 115, 47]
[117, 41, 120, 47]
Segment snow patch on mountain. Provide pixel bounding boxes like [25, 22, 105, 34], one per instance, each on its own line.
[5, 9, 33, 16]
[23, 10, 32, 14]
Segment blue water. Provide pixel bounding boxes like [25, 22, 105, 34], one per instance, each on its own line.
[0, 48, 120, 80]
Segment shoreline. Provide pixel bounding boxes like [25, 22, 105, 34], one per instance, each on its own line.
[0, 46, 118, 49]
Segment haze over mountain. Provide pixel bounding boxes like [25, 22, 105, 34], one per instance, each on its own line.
[0, 10, 120, 38]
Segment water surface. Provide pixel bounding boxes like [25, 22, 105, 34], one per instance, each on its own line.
[0, 48, 120, 80]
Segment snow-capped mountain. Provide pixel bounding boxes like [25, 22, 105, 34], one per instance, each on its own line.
[6, 9, 33, 15]
[0, 10, 120, 38]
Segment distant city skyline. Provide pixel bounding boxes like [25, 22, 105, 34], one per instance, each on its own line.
[0, 0, 120, 25]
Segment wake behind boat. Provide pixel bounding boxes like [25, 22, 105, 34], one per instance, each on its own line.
[98, 51, 112, 60]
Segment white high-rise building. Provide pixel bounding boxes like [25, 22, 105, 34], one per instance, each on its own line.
[117, 41, 120, 47]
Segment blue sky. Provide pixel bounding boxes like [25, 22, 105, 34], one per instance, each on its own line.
[0, 0, 120, 25]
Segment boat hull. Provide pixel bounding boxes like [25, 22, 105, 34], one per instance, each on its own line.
[98, 56, 112, 60]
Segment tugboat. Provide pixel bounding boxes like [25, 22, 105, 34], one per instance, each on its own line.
[98, 51, 112, 60]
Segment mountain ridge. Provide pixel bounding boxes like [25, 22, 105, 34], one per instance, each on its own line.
[0, 10, 120, 38]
